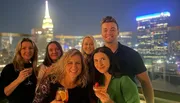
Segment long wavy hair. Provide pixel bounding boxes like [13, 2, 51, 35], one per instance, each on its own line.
[13, 38, 38, 74]
[50, 49, 89, 87]
[43, 41, 63, 67]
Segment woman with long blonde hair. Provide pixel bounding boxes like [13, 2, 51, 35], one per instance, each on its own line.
[1, 38, 38, 103]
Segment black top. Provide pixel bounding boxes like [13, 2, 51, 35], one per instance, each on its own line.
[106, 42, 147, 81]
[33, 76, 90, 103]
[1, 63, 37, 103]
[0, 74, 5, 100]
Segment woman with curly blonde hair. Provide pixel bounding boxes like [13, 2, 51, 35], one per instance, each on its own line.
[33, 49, 90, 103]
[1, 38, 38, 103]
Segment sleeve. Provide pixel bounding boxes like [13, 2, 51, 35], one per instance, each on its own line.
[1, 64, 15, 91]
[132, 51, 147, 75]
[0, 75, 5, 99]
[120, 76, 140, 103]
[33, 76, 51, 103]
[36, 65, 46, 89]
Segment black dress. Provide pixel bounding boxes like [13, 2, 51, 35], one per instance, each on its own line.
[0, 63, 37, 103]
[33, 76, 90, 103]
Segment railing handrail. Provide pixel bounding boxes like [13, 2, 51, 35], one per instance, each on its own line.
[139, 94, 180, 103]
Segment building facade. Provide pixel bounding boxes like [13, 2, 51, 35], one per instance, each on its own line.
[136, 11, 170, 71]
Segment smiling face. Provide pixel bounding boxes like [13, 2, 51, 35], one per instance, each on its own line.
[48, 43, 62, 62]
[93, 52, 110, 74]
[82, 37, 95, 55]
[65, 54, 82, 80]
[20, 41, 34, 62]
[101, 22, 119, 44]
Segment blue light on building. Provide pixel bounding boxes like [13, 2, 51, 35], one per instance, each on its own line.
[164, 43, 168, 46]
[136, 11, 170, 21]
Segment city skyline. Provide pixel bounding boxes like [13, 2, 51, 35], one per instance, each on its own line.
[0, 0, 180, 35]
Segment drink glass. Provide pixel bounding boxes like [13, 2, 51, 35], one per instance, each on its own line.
[25, 68, 33, 85]
[24, 63, 33, 85]
[56, 87, 69, 102]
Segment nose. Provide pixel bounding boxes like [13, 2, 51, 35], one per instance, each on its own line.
[98, 60, 103, 66]
[25, 48, 30, 53]
[72, 63, 77, 70]
[107, 30, 113, 35]
[87, 44, 91, 48]
[52, 49, 57, 54]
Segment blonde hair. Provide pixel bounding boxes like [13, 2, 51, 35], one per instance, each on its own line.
[81, 35, 96, 56]
[50, 49, 89, 87]
[13, 38, 38, 74]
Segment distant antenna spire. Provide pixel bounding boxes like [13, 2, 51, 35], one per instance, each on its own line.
[42, 0, 53, 34]
[45, 0, 50, 18]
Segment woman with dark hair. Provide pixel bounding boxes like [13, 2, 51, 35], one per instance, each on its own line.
[0, 38, 38, 103]
[92, 47, 140, 103]
[36, 41, 63, 90]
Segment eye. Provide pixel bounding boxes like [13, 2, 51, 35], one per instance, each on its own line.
[104, 29, 107, 32]
[55, 48, 60, 51]
[29, 47, 33, 50]
[21, 47, 26, 50]
[67, 61, 73, 64]
[101, 58, 105, 60]
[110, 29, 115, 32]
[76, 62, 81, 64]
[94, 59, 98, 62]
[49, 49, 53, 52]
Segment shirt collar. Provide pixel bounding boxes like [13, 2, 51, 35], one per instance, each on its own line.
[103, 42, 122, 54]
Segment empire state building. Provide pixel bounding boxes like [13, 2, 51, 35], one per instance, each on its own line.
[42, 0, 53, 35]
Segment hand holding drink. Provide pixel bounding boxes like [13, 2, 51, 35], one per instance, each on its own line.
[93, 82, 106, 92]
[56, 87, 69, 102]
[93, 82, 113, 103]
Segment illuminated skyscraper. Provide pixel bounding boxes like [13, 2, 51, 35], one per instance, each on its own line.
[42, 0, 54, 34]
[119, 32, 133, 47]
[136, 12, 170, 60]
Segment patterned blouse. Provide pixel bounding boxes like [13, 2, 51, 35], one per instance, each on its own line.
[33, 76, 90, 103]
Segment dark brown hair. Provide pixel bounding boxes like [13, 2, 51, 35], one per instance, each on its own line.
[43, 41, 63, 67]
[101, 16, 119, 29]
[91, 47, 121, 84]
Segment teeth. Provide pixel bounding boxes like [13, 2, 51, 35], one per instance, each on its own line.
[71, 70, 77, 73]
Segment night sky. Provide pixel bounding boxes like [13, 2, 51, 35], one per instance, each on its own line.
[0, 0, 180, 36]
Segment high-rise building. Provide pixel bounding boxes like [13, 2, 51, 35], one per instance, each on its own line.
[31, 0, 53, 48]
[168, 26, 180, 56]
[119, 32, 132, 47]
[136, 12, 171, 71]
[169, 41, 180, 56]
[136, 12, 170, 60]
[42, 0, 53, 34]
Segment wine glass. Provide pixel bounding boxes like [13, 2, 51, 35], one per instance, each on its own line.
[56, 87, 69, 102]
[24, 63, 33, 85]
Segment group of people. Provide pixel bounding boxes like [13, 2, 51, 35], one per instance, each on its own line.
[0, 16, 154, 103]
